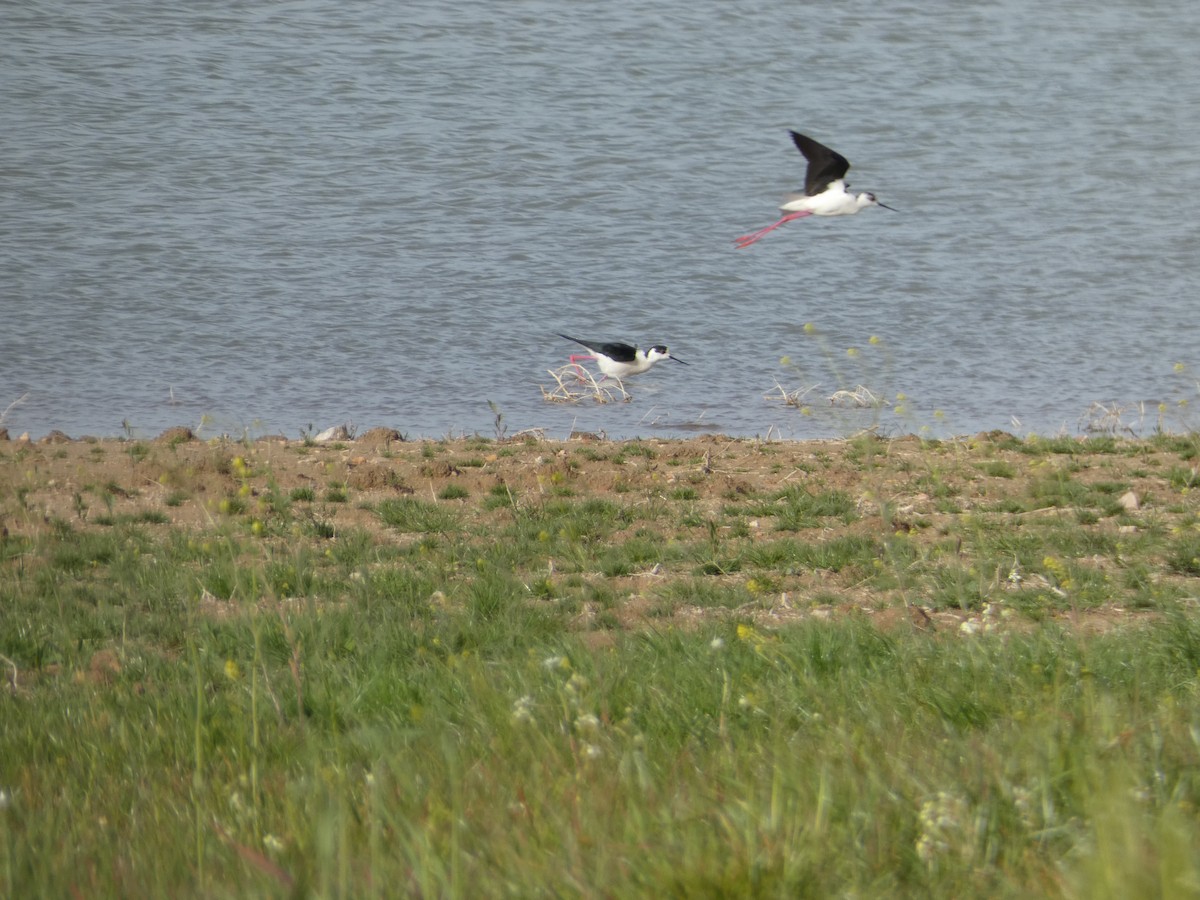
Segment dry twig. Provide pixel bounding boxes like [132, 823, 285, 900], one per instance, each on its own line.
[764, 379, 820, 408]
[541, 365, 631, 404]
[0, 393, 29, 427]
[828, 385, 889, 409]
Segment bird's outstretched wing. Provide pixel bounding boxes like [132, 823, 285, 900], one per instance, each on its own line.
[791, 131, 851, 196]
[558, 334, 638, 363]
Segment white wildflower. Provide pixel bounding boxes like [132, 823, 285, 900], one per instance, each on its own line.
[511, 695, 535, 724]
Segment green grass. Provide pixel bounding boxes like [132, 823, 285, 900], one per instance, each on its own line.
[1167, 465, 1199, 491]
[978, 459, 1017, 478]
[482, 483, 517, 510]
[728, 486, 858, 531]
[5, 435, 1200, 897]
[4, 583, 1200, 896]
[1166, 532, 1200, 575]
[92, 509, 171, 527]
[376, 497, 460, 534]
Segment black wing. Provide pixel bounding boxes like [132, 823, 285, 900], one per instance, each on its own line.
[558, 334, 638, 363]
[790, 131, 851, 196]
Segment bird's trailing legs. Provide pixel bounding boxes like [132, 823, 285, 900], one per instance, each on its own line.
[734, 210, 813, 249]
[568, 353, 596, 381]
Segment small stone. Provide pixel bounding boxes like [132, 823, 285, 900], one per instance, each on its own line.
[1118, 491, 1139, 512]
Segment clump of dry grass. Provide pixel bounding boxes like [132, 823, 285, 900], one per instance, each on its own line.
[1078, 401, 1142, 437]
[541, 364, 631, 404]
[828, 385, 889, 409]
[764, 379, 821, 408]
[767, 379, 889, 411]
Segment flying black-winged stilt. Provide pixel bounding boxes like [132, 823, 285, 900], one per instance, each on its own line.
[735, 131, 895, 248]
[558, 334, 687, 381]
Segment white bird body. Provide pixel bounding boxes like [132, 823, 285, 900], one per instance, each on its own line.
[779, 180, 881, 217]
[557, 334, 686, 380]
[589, 347, 667, 379]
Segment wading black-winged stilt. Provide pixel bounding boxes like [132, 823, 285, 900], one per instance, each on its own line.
[557, 334, 687, 381]
[735, 131, 895, 248]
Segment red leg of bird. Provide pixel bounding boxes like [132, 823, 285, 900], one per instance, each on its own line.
[734, 211, 813, 249]
[568, 353, 595, 381]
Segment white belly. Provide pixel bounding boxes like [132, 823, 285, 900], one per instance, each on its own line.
[780, 181, 861, 217]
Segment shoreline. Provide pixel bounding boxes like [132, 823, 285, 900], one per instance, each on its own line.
[0, 420, 1155, 447]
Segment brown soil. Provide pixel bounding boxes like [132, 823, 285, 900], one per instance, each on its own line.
[2, 427, 1197, 636]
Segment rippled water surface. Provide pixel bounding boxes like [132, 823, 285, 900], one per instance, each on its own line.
[4, 0, 1199, 440]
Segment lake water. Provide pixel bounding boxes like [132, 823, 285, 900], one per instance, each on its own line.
[4, 0, 1200, 441]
